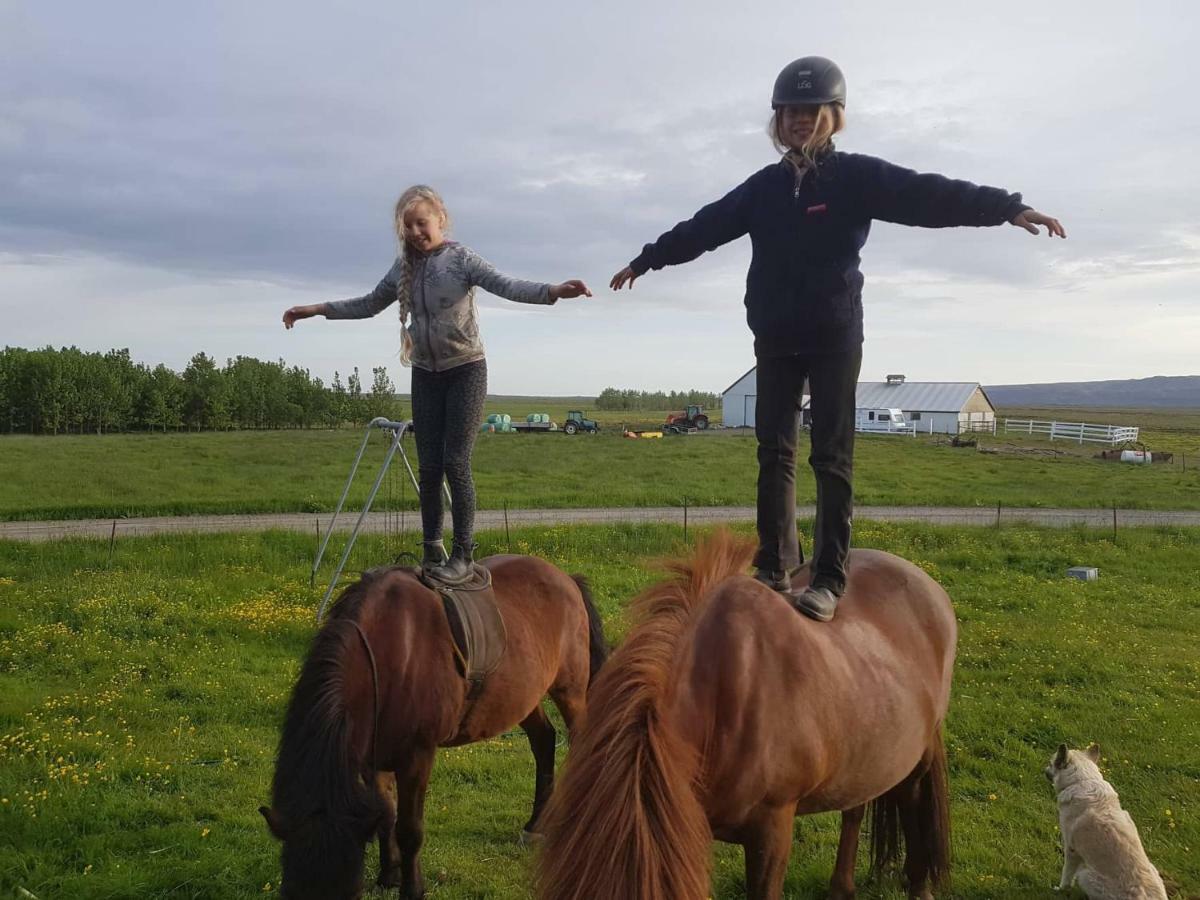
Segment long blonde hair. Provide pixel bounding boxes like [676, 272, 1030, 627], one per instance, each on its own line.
[392, 185, 450, 366]
[767, 103, 845, 170]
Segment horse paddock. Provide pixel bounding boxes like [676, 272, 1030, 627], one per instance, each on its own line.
[1, 522, 1196, 898]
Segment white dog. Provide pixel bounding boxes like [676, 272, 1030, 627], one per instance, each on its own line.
[1045, 743, 1167, 899]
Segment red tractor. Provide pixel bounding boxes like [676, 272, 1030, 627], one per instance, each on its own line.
[664, 405, 710, 433]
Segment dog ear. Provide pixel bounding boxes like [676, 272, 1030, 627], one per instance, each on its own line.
[1085, 743, 1101, 762]
[1054, 744, 1069, 768]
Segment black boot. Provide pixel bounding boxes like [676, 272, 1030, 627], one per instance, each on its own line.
[421, 540, 447, 576]
[432, 541, 475, 585]
[754, 568, 792, 592]
[791, 585, 840, 623]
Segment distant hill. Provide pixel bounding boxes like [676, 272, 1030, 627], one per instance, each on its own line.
[986, 376, 1200, 408]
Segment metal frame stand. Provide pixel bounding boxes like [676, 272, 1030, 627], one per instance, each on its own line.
[313, 417, 451, 622]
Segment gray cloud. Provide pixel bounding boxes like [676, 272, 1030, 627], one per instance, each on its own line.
[2, 0, 1198, 390]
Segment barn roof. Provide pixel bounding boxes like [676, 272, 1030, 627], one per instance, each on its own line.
[855, 382, 988, 412]
[721, 367, 993, 413]
[721, 365, 757, 396]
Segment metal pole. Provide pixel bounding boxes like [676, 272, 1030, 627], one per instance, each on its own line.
[996, 501, 1001, 529]
[683, 498, 689, 541]
[317, 428, 405, 622]
[1112, 504, 1117, 543]
[504, 499, 511, 552]
[312, 421, 377, 583]
[317, 419, 411, 622]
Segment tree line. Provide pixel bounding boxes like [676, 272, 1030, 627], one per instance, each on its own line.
[595, 387, 721, 411]
[0, 346, 403, 434]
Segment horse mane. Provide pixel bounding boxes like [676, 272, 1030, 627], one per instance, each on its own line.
[270, 570, 386, 830]
[537, 530, 755, 900]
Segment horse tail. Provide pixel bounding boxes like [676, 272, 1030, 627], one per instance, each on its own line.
[570, 574, 608, 686]
[537, 531, 754, 900]
[921, 728, 952, 887]
[869, 723, 952, 891]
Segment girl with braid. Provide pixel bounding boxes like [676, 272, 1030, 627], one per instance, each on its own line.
[284, 185, 591, 584]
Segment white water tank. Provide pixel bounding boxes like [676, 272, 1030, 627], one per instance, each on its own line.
[1119, 450, 1152, 464]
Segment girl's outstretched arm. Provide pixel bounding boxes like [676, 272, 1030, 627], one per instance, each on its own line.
[610, 266, 638, 290]
[611, 167, 766, 291]
[549, 279, 593, 300]
[1011, 209, 1066, 238]
[461, 246, 560, 305]
[851, 154, 1065, 236]
[282, 303, 328, 329]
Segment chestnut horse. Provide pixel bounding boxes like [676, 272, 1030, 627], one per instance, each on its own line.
[537, 531, 957, 900]
[260, 555, 606, 900]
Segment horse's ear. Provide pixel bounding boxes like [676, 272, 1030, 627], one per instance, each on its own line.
[260, 805, 290, 841]
[1054, 744, 1069, 768]
[1085, 743, 1101, 762]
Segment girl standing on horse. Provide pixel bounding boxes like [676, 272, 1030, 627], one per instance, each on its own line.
[611, 57, 1064, 622]
[284, 185, 591, 584]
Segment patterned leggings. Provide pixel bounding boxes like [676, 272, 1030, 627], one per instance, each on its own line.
[410, 359, 487, 548]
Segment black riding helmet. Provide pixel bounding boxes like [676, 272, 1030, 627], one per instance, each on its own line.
[771, 57, 846, 108]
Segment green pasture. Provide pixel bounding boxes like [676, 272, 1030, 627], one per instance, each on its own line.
[1, 522, 1197, 898]
[2, 403, 1199, 521]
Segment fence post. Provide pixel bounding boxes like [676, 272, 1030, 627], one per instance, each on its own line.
[503, 499, 511, 552]
[312, 519, 320, 586]
[106, 520, 118, 569]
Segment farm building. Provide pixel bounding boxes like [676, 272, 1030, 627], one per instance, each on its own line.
[721, 371, 996, 434]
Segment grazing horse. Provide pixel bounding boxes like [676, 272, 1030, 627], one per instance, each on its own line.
[260, 555, 607, 900]
[537, 531, 957, 900]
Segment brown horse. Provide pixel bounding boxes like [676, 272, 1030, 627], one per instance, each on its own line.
[260, 554, 607, 900]
[537, 531, 957, 900]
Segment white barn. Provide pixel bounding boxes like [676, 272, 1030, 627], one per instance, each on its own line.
[721, 366, 759, 428]
[721, 370, 996, 434]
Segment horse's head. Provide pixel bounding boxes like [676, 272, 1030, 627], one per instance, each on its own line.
[260, 802, 382, 900]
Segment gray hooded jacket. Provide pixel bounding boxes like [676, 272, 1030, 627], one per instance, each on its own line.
[324, 242, 555, 372]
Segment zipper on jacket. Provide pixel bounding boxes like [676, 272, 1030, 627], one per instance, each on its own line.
[417, 258, 438, 373]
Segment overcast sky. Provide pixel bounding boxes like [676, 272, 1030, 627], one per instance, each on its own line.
[2, 0, 1197, 395]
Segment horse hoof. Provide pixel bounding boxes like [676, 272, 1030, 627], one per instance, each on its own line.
[377, 866, 402, 888]
[518, 829, 544, 847]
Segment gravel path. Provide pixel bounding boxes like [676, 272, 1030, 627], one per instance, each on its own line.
[3, 505, 1199, 542]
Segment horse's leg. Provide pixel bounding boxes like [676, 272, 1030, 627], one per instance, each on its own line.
[549, 682, 586, 744]
[829, 804, 866, 899]
[375, 771, 401, 888]
[742, 804, 796, 900]
[392, 745, 436, 900]
[519, 704, 557, 838]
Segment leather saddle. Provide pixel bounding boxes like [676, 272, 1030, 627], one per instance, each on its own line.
[419, 563, 507, 685]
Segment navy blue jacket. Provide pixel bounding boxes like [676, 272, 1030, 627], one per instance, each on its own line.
[630, 152, 1029, 357]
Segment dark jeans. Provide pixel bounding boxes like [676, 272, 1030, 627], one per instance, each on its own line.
[411, 359, 488, 548]
[753, 347, 862, 595]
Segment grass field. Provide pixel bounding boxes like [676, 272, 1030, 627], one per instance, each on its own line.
[2, 403, 1199, 521]
[1, 523, 1197, 898]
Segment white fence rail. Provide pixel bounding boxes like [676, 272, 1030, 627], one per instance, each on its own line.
[1003, 418, 1139, 445]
